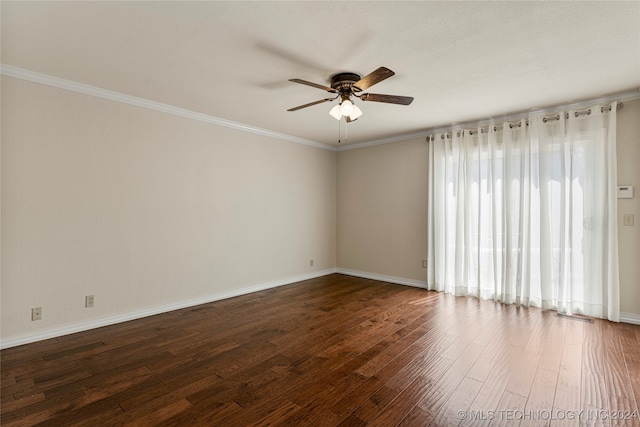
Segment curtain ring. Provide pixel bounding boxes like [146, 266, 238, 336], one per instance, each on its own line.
[574, 109, 591, 118]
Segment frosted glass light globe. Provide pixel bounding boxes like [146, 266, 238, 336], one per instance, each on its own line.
[340, 100, 354, 115]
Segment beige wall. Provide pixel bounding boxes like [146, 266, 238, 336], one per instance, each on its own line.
[617, 99, 640, 316]
[1, 76, 336, 343]
[2, 73, 637, 347]
[337, 138, 428, 282]
[337, 100, 640, 318]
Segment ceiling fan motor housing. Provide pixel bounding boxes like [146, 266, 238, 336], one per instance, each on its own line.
[330, 73, 362, 94]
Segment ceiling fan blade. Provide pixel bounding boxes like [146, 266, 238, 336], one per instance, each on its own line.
[360, 93, 414, 105]
[345, 116, 358, 123]
[287, 98, 334, 112]
[289, 79, 337, 93]
[352, 67, 395, 92]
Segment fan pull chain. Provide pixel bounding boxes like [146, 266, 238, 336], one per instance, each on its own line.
[337, 117, 350, 144]
[345, 119, 348, 141]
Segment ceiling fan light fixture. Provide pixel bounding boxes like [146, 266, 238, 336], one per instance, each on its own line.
[340, 99, 354, 116]
[288, 66, 413, 125]
[350, 104, 363, 120]
[329, 104, 342, 120]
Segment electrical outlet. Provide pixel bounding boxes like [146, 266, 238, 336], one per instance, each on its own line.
[309, 259, 314, 267]
[85, 295, 95, 308]
[31, 307, 42, 321]
[422, 260, 428, 268]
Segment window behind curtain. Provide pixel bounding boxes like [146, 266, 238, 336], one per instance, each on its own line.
[427, 104, 619, 321]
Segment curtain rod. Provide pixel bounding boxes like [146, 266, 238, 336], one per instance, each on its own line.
[543, 104, 621, 123]
[427, 103, 623, 139]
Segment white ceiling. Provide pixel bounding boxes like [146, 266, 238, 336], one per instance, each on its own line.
[2, 1, 639, 147]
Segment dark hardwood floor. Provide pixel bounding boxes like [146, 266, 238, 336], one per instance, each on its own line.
[2, 274, 639, 426]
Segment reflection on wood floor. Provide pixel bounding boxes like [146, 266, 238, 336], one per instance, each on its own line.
[2, 274, 639, 426]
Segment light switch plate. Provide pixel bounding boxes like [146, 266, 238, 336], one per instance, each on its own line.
[623, 214, 634, 226]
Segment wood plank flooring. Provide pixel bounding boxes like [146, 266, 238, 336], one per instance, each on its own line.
[2, 273, 639, 426]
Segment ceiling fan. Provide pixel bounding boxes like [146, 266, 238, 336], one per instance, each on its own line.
[287, 66, 414, 122]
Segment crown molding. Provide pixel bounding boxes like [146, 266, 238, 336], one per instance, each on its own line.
[421, 90, 640, 138]
[4, 65, 638, 154]
[1, 64, 337, 152]
[335, 130, 432, 151]
[336, 89, 640, 151]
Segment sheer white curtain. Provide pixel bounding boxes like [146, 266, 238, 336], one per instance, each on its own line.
[427, 103, 619, 321]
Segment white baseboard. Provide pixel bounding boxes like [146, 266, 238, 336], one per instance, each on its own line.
[0, 268, 337, 349]
[620, 312, 640, 325]
[336, 268, 427, 289]
[4, 268, 635, 348]
[336, 269, 640, 326]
